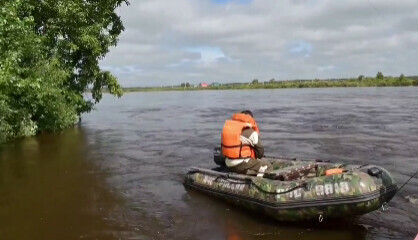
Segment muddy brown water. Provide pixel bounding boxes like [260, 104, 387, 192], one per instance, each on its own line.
[1, 87, 417, 240]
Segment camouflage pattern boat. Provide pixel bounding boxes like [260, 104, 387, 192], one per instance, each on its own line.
[183, 148, 397, 221]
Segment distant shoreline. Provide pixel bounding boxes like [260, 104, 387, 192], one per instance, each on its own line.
[121, 76, 418, 93]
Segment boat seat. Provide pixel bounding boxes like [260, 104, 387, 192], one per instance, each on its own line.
[263, 162, 318, 180]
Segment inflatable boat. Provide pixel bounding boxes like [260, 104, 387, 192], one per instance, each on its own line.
[183, 148, 398, 222]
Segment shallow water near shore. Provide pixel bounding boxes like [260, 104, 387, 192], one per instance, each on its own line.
[1, 87, 417, 239]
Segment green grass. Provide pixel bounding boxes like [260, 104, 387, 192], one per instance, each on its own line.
[121, 76, 418, 93]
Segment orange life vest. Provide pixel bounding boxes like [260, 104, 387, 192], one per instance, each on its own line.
[221, 113, 259, 159]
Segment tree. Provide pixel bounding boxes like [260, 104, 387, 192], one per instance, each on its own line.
[251, 79, 259, 84]
[29, 0, 128, 113]
[399, 73, 405, 81]
[0, 0, 128, 143]
[376, 71, 384, 79]
[358, 75, 365, 81]
[186, 82, 190, 87]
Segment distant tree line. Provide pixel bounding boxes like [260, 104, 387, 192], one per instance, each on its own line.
[180, 82, 191, 87]
[123, 71, 418, 93]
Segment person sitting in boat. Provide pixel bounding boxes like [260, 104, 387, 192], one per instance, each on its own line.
[221, 110, 273, 177]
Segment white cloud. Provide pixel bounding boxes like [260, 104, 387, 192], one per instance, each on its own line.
[100, 0, 418, 86]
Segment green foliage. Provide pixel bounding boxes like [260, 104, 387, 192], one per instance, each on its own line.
[123, 75, 417, 93]
[180, 82, 191, 88]
[0, 0, 127, 143]
[376, 71, 384, 79]
[29, 0, 127, 109]
[252, 79, 259, 84]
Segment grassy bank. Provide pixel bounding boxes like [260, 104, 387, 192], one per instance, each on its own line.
[123, 76, 418, 92]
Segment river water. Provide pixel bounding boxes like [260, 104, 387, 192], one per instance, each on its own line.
[0, 87, 417, 240]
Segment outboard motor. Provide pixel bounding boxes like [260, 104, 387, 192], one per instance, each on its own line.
[214, 147, 226, 166]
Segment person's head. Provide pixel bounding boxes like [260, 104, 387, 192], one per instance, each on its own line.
[241, 110, 253, 118]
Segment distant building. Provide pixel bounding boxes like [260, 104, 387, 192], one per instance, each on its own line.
[199, 82, 208, 88]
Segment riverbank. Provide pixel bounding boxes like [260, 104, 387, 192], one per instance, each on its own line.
[123, 76, 418, 92]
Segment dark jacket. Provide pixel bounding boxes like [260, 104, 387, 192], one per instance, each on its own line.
[241, 127, 264, 159]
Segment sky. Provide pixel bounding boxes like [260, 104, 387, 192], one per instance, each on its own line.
[100, 0, 418, 87]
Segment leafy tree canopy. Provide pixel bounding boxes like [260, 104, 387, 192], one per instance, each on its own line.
[0, 0, 128, 143]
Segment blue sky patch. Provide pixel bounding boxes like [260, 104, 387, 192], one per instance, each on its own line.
[290, 41, 312, 58]
[211, 0, 252, 5]
[186, 46, 230, 64]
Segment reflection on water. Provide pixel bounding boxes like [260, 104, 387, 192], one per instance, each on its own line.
[1, 87, 417, 239]
[0, 128, 124, 240]
[224, 218, 368, 240]
[185, 188, 369, 240]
